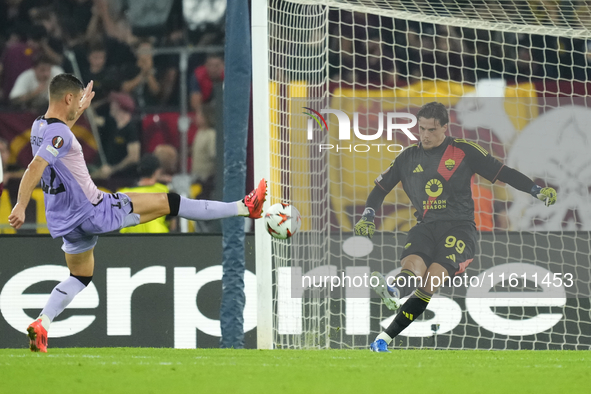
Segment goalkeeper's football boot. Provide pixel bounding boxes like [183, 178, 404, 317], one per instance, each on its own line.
[371, 271, 401, 311]
[27, 319, 48, 353]
[244, 178, 267, 219]
[369, 339, 391, 353]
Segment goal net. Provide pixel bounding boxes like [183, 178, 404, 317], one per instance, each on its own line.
[255, 0, 591, 350]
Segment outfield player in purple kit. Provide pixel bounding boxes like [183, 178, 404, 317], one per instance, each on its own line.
[8, 74, 267, 353]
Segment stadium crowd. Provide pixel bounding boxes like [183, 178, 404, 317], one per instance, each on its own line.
[0, 0, 588, 233]
[328, 2, 591, 88]
[0, 0, 226, 231]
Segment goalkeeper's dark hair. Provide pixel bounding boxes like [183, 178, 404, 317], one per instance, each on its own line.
[417, 102, 449, 127]
[49, 73, 84, 101]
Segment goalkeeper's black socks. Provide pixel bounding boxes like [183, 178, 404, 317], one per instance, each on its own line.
[394, 269, 419, 298]
[384, 288, 432, 339]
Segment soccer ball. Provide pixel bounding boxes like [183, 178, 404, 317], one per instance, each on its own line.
[264, 203, 301, 239]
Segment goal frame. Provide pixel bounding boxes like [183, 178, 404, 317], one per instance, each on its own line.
[251, 0, 591, 351]
[252, 0, 273, 350]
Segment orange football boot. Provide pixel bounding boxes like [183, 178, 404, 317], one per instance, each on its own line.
[244, 178, 267, 218]
[27, 319, 48, 353]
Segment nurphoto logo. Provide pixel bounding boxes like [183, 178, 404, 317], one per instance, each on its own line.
[304, 107, 418, 152]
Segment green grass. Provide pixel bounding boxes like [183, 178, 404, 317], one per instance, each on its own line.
[0, 348, 588, 393]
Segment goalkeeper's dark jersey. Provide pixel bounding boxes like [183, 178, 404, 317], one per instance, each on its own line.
[374, 136, 504, 223]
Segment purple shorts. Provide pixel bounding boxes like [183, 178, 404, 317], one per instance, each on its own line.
[62, 192, 140, 254]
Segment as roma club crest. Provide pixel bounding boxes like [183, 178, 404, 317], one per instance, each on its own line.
[52, 136, 64, 149]
[445, 158, 455, 171]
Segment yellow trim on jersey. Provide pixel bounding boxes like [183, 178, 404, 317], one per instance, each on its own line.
[454, 138, 488, 156]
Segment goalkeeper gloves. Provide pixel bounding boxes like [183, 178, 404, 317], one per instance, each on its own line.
[530, 185, 557, 207]
[354, 207, 376, 238]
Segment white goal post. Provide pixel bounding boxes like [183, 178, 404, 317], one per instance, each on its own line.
[253, 0, 591, 350]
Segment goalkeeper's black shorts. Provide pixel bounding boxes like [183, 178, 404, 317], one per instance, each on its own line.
[400, 220, 477, 278]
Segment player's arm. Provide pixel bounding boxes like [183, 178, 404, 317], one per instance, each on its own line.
[8, 156, 48, 229]
[354, 160, 402, 238]
[496, 166, 556, 206]
[66, 80, 95, 129]
[459, 139, 557, 207]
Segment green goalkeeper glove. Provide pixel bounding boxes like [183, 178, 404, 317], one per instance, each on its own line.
[354, 207, 376, 238]
[531, 185, 557, 207]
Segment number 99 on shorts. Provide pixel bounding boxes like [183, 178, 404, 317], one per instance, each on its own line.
[445, 235, 465, 254]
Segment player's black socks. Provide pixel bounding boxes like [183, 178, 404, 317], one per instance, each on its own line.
[69, 273, 93, 287]
[167, 192, 181, 216]
[385, 288, 432, 339]
[393, 269, 419, 298]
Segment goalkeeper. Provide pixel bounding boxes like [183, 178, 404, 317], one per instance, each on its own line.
[354, 102, 557, 352]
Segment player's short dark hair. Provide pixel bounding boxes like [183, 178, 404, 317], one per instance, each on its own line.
[49, 73, 84, 101]
[138, 154, 161, 178]
[417, 102, 449, 127]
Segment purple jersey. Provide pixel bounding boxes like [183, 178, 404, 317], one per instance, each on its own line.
[31, 116, 104, 237]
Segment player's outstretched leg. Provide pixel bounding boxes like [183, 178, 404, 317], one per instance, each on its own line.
[130, 179, 268, 224]
[174, 178, 266, 219]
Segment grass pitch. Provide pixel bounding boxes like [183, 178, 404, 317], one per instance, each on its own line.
[0, 348, 588, 393]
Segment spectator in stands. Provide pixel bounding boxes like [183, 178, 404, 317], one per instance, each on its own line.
[95, 92, 140, 179]
[79, 40, 118, 106]
[0, 137, 25, 188]
[192, 105, 216, 194]
[118, 154, 172, 233]
[86, 0, 136, 46]
[0, 1, 23, 40]
[153, 144, 178, 185]
[121, 39, 177, 108]
[31, 7, 66, 67]
[123, 0, 176, 39]
[9, 55, 64, 111]
[55, 0, 94, 44]
[184, 0, 226, 45]
[1, 24, 48, 102]
[190, 53, 224, 115]
[363, 37, 397, 87]
[434, 25, 464, 82]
